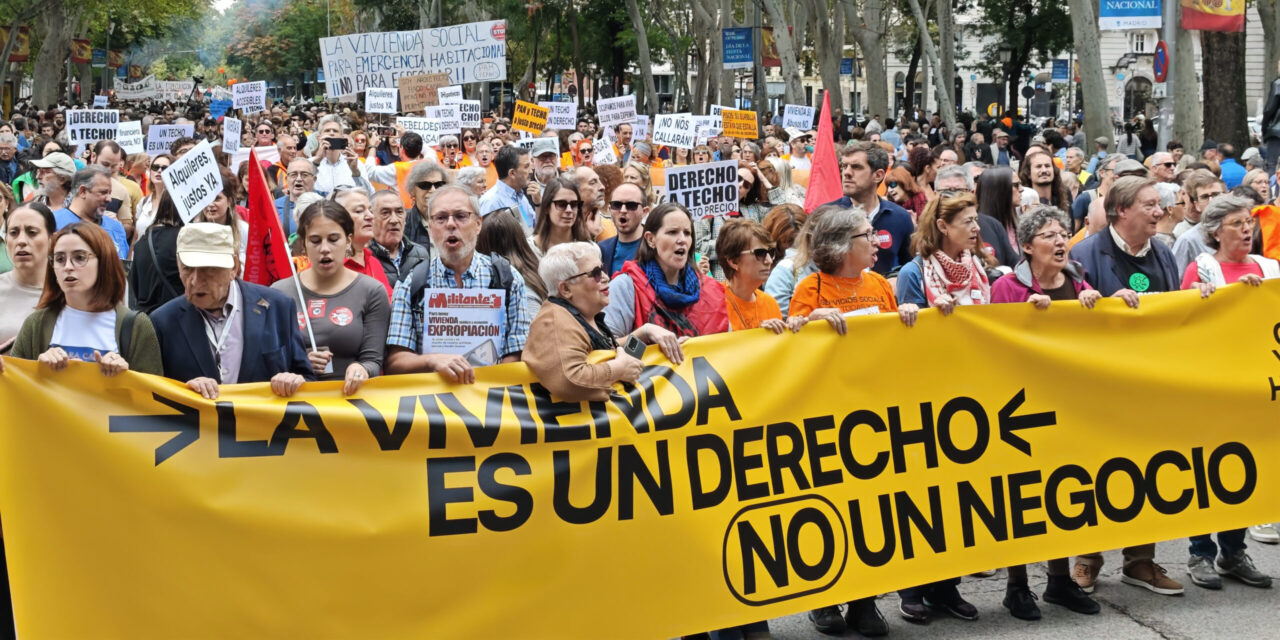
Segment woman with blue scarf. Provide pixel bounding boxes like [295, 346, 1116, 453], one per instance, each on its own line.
[604, 202, 729, 339]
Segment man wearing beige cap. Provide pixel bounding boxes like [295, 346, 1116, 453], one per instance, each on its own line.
[151, 223, 312, 399]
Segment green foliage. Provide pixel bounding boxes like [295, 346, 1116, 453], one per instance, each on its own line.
[963, 0, 1072, 79]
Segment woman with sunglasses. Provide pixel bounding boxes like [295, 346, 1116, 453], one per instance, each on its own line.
[572, 138, 595, 168]
[461, 129, 481, 166]
[529, 177, 591, 257]
[695, 162, 770, 281]
[691, 145, 712, 165]
[133, 154, 171, 239]
[10, 222, 162, 376]
[716, 218, 794, 334]
[885, 165, 926, 221]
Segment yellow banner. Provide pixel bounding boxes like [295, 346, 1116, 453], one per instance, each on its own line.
[2, 282, 1280, 638]
[512, 99, 549, 135]
[722, 108, 759, 139]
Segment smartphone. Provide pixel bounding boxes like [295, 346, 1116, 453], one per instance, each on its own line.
[328, 137, 348, 150]
[624, 335, 646, 359]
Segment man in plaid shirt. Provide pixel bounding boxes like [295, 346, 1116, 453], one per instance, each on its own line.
[385, 186, 530, 383]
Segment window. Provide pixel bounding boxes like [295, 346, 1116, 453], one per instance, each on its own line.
[1130, 32, 1150, 54]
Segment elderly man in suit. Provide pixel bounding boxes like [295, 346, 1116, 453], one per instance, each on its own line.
[151, 223, 312, 399]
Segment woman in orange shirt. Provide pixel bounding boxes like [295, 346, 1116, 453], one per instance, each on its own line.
[716, 219, 801, 333]
[788, 203, 920, 333]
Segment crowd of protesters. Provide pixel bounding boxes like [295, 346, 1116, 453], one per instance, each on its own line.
[1, 93, 1278, 639]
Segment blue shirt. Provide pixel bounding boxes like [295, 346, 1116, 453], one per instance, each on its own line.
[1220, 158, 1247, 189]
[610, 238, 640, 275]
[53, 208, 129, 260]
[478, 180, 536, 229]
[273, 195, 299, 235]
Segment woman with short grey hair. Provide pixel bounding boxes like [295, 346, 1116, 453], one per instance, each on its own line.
[991, 206, 1100, 313]
[456, 167, 487, 197]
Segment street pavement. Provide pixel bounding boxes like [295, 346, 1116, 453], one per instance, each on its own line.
[765, 538, 1280, 639]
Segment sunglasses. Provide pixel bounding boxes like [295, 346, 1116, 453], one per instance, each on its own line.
[609, 200, 642, 211]
[151, 164, 169, 172]
[417, 180, 448, 191]
[566, 265, 608, 282]
[257, 129, 273, 134]
[551, 199, 582, 210]
[463, 136, 476, 142]
[739, 248, 773, 261]
[444, 143, 458, 149]
[495, 128, 509, 134]
[1158, 162, 1176, 168]
[886, 181, 899, 188]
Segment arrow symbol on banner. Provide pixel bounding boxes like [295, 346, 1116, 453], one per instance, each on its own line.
[998, 389, 1056, 456]
[109, 393, 200, 466]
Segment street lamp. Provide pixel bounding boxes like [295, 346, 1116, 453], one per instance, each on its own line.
[998, 46, 1013, 116]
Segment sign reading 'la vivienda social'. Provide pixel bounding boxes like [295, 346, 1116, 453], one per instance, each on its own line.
[1098, 0, 1162, 30]
[320, 20, 507, 99]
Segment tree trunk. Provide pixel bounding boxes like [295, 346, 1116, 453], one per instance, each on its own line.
[1068, 0, 1112, 150]
[1172, 28, 1202, 153]
[803, 0, 845, 112]
[937, 0, 955, 108]
[905, 0, 955, 130]
[903, 41, 921, 118]
[719, 0, 736, 108]
[623, 0, 659, 114]
[761, 0, 804, 106]
[32, 0, 71, 108]
[1260, 0, 1280, 107]
[1202, 30, 1250, 150]
[844, 0, 889, 122]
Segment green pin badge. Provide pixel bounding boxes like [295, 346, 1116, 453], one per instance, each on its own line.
[1129, 272, 1150, 292]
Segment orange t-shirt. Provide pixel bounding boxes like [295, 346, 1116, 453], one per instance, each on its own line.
[725, 288, 783, 331]
[789, 271, 898, 318]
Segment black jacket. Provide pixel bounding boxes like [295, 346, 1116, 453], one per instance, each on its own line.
[1263, 78, 1280, 141]
[978, 214, 1020, 268]
[370, 237, 430, 284]
[128, 225, 185, 314]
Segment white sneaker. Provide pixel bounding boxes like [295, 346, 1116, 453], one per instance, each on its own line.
[1248, 523, 1280, 544]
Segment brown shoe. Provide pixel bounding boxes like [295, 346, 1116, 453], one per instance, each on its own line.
[1072, 561, 1100, 593]
[1121, 560, 1184, 595]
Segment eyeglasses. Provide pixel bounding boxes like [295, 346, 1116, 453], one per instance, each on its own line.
[1223, 217, 1257, 231]
[1196, 191, 1224, 203]
[495, 128, 509, 134]
[850, 230, 878, 243]
[609, 200, 643, 211]
[566, 265, 608, 283]
[150, 164, 169, 172]
[739, 179, 755, 187]
[1157, 162, 1177, 168]
[416, 180, 447, 191]
[1034, 231, 1071, 241]
[287, 171, 315, 180]
[551, 199, 582, 210]
[257, 129, 273, 135]
[443, 143, 459, 149]
[739, 248, 773, 261]
[580, 149, 593, 155]
[463, 136, 476, 142]
[51, 250, 97, 267]
[886, 181, 899, 189]
[430, 211, 474, 225]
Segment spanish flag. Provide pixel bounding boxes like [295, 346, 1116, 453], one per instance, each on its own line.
[1182, 0, 1244, 32]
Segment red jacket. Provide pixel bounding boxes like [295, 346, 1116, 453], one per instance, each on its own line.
[619, 260, 728, 337]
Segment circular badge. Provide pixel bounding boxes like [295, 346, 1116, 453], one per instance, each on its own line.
[329, 307, 354, 327]
[1128, 272, 1150, 292]
[876, 230, 892, 249]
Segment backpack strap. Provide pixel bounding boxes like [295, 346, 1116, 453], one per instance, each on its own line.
[118, 309, 138, 359]
[147, 230, 180, 299]
[487, 254, 516, 302]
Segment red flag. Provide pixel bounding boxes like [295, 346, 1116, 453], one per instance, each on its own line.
[803, 91, 842, 213]
[243, 148, 293, 286]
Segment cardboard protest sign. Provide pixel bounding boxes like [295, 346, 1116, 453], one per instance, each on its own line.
[398, 72, 451, 111]
[146, 124, 195, 154]
[421, 288, 507, 366]
[92, 95, 108, 109]
[161, 139, 223, 223]
[319, 21, 507, 100]
[634, 114, 650, 140]
[783, 104, 816, 130]
[398, 116, 442, 146]
[116, 75, 155, 101]
[457, 100, 482, 129]
[425, 105, 462, 135]
[222, 118, 242, 154]
[592, 138, 618, 165]
[115, 121, 144, 155]
[66, 109, 118, 145]
[652, 113, 696, 150]
[233, 81, 268, 114]
[512, 101, 549, 135]
[596, 95, 637, 128]
[540, 102, 577, 131]
[664, 159, 739, 219]
[437, 86, 464, 104]
[721, 109, 758, 139]
[366, 88, 399, 114]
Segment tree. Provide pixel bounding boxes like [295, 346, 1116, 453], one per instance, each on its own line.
[904, 0, 955, 129]
[1172, 28, 1203, 154]
[761, 0, 804, 105]
[1259, 1, 1280, 105]
[842, 0, 892, 120]
[966, 0, 1072, 114]
[936, 0, 955, 108]
[623, 0, 659, 113]
[1202, 30, 1249, 150]
[799, 0, 846, 112]
[1067, 0, 1109, 149]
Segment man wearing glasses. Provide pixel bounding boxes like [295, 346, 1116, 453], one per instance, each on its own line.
[597, 182, 647, 276]
[1148, 152, 1176, 183]
[385, 186, 530, 381]
[273, 158, 319, 236]
[1172, 170, 1226, 273]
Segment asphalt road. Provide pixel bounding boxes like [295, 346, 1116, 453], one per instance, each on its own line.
[763, 538, 1280, 639]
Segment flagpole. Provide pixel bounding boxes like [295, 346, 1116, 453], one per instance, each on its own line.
[248, 148, 318, 354]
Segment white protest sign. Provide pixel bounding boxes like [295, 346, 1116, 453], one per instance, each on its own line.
[146, 124, 195, 154]
[783, 104, 816, 130]
[398, 116, 443, 146]
[115, 121, 144, 155]
[209, 86, 233, 101]
[634, 114, 650, 140]
[596, 95, 637, 128]
[222, 118, 242, 154]
[156, 80, 195, 102]
[437, 86, 464, 104]
[592, 138, 618, 165]
[457, 100, 482, 128]
[92, 95, 108, 109]
[319, 21, 508, 100]
[116, 76, 156, 101]
[421, 288, 507, 366]
[652, 113, 696, 150]
[511, 138, 539, 151]
[230, 145, 279, 173]
[365, 88, 399, 114]
[66, 109, 119, 145]
[162, 139, 222, 223]
[424, 105, 461, 135]
[233, 81, 268, 113]
[540, 101, 577, 131]
[693, 115, 721, 141]
[709, 104, 733, 119]
[664, 159, 739, 219]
